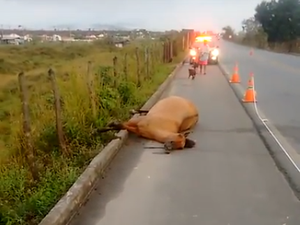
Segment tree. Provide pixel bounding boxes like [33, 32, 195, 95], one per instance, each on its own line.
[222, 26, 235, 40]
[241, 17, 268, 48]
[255, 0, 300, 45]
[242, 17, 260, 34]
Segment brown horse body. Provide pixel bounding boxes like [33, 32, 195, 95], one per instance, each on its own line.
[108, 95, 199, 153]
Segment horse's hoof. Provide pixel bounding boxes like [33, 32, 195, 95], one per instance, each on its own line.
[114, 133, 122, 139]
[129, 109, 137, 115]
[108, 121, 120, 127]
[164, 141, 174, 154]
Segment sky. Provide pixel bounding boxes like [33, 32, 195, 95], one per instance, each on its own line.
[0, 0, 262, 31]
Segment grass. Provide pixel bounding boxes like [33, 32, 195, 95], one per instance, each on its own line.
[0, 37, 186, 224]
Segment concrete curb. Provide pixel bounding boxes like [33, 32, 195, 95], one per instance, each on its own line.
[218, 62, 300, 199]
[38, 59, 186, 225]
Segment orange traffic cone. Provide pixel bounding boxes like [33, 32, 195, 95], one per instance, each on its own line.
[243, 74, 257, 103]
[229, 63, 240, 83]
[249, 48, 253, 56]
[247, 72, 254, 86]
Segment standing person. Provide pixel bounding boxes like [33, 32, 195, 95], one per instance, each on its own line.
[198, 40, 210, 75]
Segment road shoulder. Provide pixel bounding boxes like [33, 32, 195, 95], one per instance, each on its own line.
[70, 65, 300, 225]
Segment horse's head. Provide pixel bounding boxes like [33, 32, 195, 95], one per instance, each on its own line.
[164, 133, 196, 152]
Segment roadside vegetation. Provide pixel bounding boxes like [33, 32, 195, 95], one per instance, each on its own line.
[222, 0, 300, 54]
[0, 31, 190, 225]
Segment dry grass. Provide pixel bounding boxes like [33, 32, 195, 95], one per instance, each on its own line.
[232, 35, 300, 54]
[0, 37, 186, 224]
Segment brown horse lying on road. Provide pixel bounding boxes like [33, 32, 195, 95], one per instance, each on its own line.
[99, 95, 199, 153]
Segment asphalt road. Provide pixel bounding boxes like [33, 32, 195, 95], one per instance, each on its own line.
[219, 40, 300, 154]
[70, 65, 300, 225]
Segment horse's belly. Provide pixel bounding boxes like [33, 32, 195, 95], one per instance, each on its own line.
[136, 118, 179, 140]
[179, 115, 199, 132]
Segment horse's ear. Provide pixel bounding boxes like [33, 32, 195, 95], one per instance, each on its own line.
[180, 130, 190, 137]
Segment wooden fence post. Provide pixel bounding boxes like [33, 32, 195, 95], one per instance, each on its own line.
[186, 32, 190, 49]
[48, 68, 69, 156]
[123, 53, 128, 80]
[168, 39, 171, 62]
[86, 61, 97, 120]
[135, 47, 141, 87]
[149, 46, 154, 77]
[18, 72, 39, 181]
[145, 47, 149, 79]
[169, 40, 173, 62]
[154, 42, 159, 63]
[160, 42, 164, 63]
[163, 41, 167, 63]
[113, 56, 117, 87]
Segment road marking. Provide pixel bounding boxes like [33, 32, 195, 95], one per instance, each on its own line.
[251, 52, 300, 75]
[222, 64, 300, 173]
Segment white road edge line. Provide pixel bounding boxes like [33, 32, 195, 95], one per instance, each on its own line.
[252, 73, 300, 173]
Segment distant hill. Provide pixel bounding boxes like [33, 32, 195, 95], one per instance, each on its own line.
[0, 21, 172, 39]
[0, 28, 133, 37]
[45, 23, 131, 31]
[90, 23, 130, 31]
[0, 28, 166, 38]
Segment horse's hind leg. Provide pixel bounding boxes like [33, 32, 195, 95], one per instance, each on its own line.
[108, 117, 144, 135]
[93, 117, 144, 134]
[129, 109, 149, 115]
